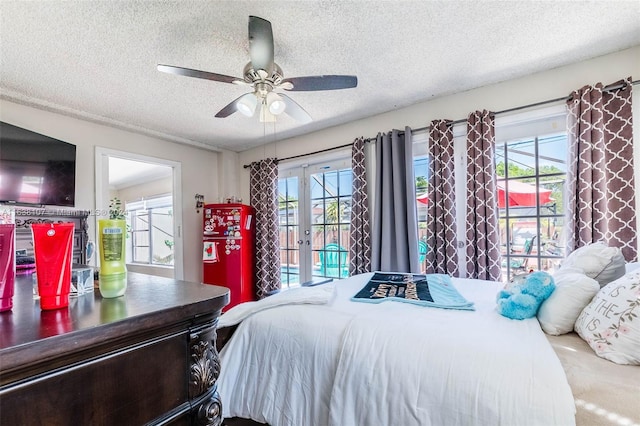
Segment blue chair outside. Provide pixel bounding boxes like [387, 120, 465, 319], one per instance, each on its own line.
[418, 241, 428, 265]
[503, 236, 536, 272]
[319, 243, 349, 278]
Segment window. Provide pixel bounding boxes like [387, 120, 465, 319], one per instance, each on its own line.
[278, 158, 352, 288]
[413, 130, 431, 273]
[126, 195, 174, 266]
[495, 109, 567, 281]
[414, 157, 429, 273]
[412, 107, 566, 281]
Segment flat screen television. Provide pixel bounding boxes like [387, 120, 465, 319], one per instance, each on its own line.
[0, 121, 76, 207]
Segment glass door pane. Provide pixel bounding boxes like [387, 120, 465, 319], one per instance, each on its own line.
[278, 174, 302, 287]
[278, 159, 352, 286]
[308, 165, 351, 280]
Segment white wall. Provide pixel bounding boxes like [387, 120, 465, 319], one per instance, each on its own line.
[116, 176, 173, 203]
[0, 100, 223, 282]
[216, 150, 242, 204]
[238, 46, 640, 214]
[2, 45, 639, 281]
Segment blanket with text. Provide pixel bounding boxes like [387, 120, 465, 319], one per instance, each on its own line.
[351, 272, 475, 310]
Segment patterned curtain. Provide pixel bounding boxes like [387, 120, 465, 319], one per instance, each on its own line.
[249, 158, 281, 298]
[426, 120, 459, 276]
[566, 77, 637, 261]
[349, 137, 371, 275]
[465, 110, 502, 281]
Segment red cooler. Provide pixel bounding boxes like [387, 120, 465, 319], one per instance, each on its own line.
[202, 204, 255, 311]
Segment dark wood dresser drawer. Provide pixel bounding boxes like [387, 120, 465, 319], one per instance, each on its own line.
[0, 272, 229, 426]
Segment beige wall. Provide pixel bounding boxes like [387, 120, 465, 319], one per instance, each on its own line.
[238, 46, 640, 251]
[0, 100, 222, 282]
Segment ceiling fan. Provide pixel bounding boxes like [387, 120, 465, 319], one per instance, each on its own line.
[157, 16, 357, 124]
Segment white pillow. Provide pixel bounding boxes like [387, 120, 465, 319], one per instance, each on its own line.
[561, 242, 626, 287]
[538, 270, 600, 335]
[574, 271, 640, 365]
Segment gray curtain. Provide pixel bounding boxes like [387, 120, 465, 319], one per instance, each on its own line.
[371, 128, 420, 273]
[566, 77, 637, 261]
[349, 137, 372, 275]
[249, 158, 281, 298]
[426, 120, 459, 276]
[465, 110, 502, 281]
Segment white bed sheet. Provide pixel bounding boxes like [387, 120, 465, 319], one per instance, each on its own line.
[218, 273, 576, 426]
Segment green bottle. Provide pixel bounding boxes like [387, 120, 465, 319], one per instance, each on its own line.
[98, 219, 127, 298]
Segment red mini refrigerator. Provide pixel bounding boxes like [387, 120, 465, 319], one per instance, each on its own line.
[202, 203, 255, 311]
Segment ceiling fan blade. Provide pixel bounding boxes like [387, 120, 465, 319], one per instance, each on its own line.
[215, 93, 254, 118]
[157, 64, 240, 84]
[281, 75, 358, 91]
[248, 16, 274, 73]
[279, 93, 312, 123]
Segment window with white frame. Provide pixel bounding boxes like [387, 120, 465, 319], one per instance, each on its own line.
[495, 107, 567, 281]
[126, 194, 174, 266]
[413, 106, 567, 281]
[413, 131, 430, 273]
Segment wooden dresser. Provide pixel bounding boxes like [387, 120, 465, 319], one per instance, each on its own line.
[0, 272, 229, 425]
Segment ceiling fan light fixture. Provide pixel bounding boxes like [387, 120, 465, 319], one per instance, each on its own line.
[266, 92, 286, 115]
[160, 16, 358, 123]
[237, 94, 258, 117]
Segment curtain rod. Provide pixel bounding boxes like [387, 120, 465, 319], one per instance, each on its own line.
[243, 142, 353, 168]
[243, 79, 638, 169]
[393, 79, 638, 136]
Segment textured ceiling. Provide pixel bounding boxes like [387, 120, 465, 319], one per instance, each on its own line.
[1, 1, 639, 153]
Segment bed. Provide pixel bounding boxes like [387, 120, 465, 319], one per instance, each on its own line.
[217, 273, 579, 426]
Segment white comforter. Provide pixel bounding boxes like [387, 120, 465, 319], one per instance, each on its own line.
[218, 273, 576, 426]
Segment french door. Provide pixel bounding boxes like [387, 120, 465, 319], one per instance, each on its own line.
[278, 158, 352, 287]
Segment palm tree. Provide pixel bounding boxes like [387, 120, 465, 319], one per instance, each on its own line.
[325, 199, 347, 243]
[416, 175, 428, 193]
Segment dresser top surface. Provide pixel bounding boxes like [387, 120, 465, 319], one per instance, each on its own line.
[0, 272, 229, 369]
